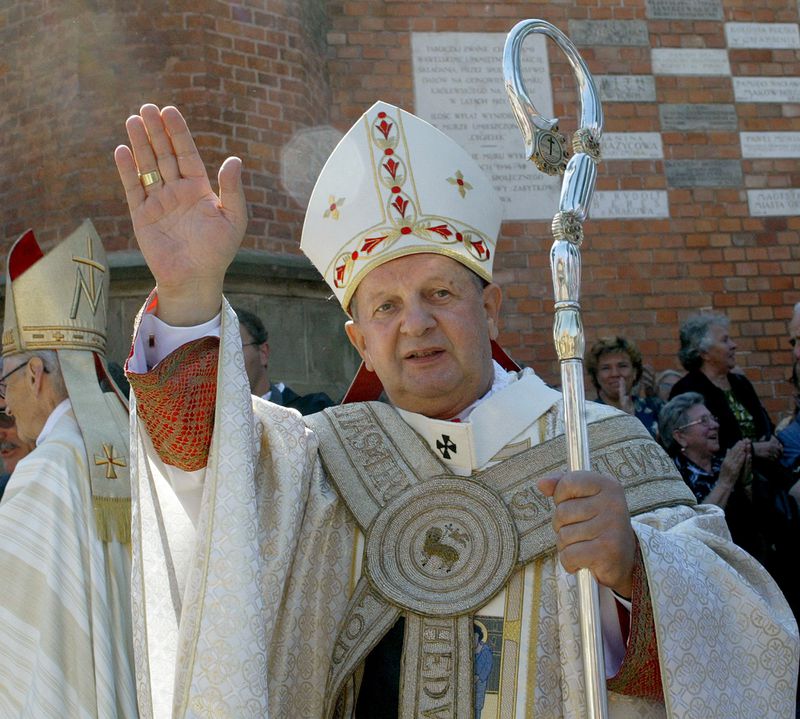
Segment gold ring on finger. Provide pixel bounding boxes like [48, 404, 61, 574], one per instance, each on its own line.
[139, 169, 162, 188]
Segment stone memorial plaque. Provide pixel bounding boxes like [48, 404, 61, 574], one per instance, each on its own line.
[590, 191, 670, 219]
[660, 104, 738, 132]
[412, 32, 560, 221]
[734, 77, 800, 104]
[725, 23, 800, 49]
[740, 132, 800, 159]
[603, 133, 664, 160]
[595, 75, 657, 103]
[569, 20, 650, 47]
[748, 189, 800, 216]
[652, 49, 731, 76]
[665, 160, 742, 188]
[645, 0, 723, 20]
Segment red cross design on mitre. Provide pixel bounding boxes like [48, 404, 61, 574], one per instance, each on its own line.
[331, 110, 492, 291]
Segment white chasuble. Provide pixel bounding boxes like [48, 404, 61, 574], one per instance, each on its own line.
[0, 411, 137, 718]
[129, 300, 798, 719]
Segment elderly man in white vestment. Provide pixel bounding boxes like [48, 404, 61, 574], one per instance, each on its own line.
[0, 221, 137, 717]
[115, 102, 798, 719]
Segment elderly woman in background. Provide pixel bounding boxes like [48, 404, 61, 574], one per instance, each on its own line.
[669, 312, 783, 462]
[659, 393, 755, 549]
[586, 336, 663, 439]
[665, 382, 800, 620]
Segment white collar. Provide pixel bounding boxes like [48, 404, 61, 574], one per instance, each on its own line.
[396, 363, 560, 473]
[263, 382, 285, 401]
[36, 398, 72, 446]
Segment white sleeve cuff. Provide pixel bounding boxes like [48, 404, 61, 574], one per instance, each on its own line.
[129, 309, 221, 372]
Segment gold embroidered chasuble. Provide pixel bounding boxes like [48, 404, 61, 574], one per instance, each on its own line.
[0, 410, 137, 717]
[128, 301, 798, 719]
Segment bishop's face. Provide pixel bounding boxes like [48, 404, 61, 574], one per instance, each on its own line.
[345, 254, 502, 419]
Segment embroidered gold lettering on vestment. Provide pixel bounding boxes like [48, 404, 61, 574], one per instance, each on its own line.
[306, 403, 695, 718]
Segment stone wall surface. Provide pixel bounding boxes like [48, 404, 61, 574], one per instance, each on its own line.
[1, 0, 799, 416]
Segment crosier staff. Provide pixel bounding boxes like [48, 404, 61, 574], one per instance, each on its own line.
[503, 19, 606, 719]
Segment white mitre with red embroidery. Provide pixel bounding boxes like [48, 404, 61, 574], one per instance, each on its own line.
[301, 101, 503, 311]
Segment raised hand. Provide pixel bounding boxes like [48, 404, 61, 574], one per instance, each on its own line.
[115, 104, 248, 325]
[617, 376, 634, 415]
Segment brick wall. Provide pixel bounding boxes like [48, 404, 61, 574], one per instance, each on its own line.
[0, 0, 330, 253]
[1, 0, 799, 417]
[326, 0, 800, 418]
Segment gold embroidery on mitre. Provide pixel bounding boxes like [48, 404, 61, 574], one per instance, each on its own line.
[328, 109, 493, 301]
[446, 170, 473, 198]
[71, 236, 106, 319]
[3, 220, 110, 356]
[324, 196, 345, 220]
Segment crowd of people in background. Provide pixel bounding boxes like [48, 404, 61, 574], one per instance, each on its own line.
[590, 305, 800, 625]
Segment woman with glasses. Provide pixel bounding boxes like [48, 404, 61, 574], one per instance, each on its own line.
[661, 392, 799, 620]
[659, 392, 752, 517]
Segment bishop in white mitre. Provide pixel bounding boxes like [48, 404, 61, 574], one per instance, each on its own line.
[115, 101, 798, 719]
[0, 221, 137, 717]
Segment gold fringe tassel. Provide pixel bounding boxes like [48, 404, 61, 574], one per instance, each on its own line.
[93, 496, 132, 544]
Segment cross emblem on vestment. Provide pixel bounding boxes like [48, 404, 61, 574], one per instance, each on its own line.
[436, 434, 457, 459]
[95, 443, 126, 479]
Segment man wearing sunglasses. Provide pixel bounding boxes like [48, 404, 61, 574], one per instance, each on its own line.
[0, 221, 137, 716]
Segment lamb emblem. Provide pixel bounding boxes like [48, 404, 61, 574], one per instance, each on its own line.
[421, 524, 468, 573]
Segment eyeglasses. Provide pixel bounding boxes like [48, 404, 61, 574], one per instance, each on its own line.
[677, 414, 718, 431]
[0, 361, 29, 399]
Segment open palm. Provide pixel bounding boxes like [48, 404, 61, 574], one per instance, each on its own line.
[115, 104, 247, 323]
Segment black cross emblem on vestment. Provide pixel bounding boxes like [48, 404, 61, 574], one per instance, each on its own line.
[436, 434, 457, 459]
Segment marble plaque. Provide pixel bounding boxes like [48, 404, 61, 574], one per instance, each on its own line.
[590, 191, 670, 219]
[603, 133, 664, 160]
[652, 48, 731, 76]
[645, 0, 723, 20]
[660, 104, 738, 132]
[748, 189, 800, 216]
[595, 75, 657, 103]
[725, 23, 800, 49]
[664, 160, 743, 188]
[740, 132, 800, 159]
[734, 77, 800, 104]
[412, 32, 560, 221]
[569, 20, 650, 46]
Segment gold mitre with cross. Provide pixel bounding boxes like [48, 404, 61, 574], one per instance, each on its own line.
[300, 101, 503, 312]
[3, 219, 131, 543]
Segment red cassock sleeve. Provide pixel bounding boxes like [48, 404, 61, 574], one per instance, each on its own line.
[126, 337, 220, 472]
[607, 542, 663, 701]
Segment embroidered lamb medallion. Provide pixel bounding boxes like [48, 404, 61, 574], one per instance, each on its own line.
[365, 477, 518, 616]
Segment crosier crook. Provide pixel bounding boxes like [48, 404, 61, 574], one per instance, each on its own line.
[503, 19, 607, 719]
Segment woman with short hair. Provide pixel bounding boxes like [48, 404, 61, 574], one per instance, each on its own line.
[586, 336, 663, 439]
[669, 312, 782, 462]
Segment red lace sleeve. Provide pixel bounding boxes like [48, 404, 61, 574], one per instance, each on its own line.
[126, 337, 220, 471]
[606, 542, 663, 702]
